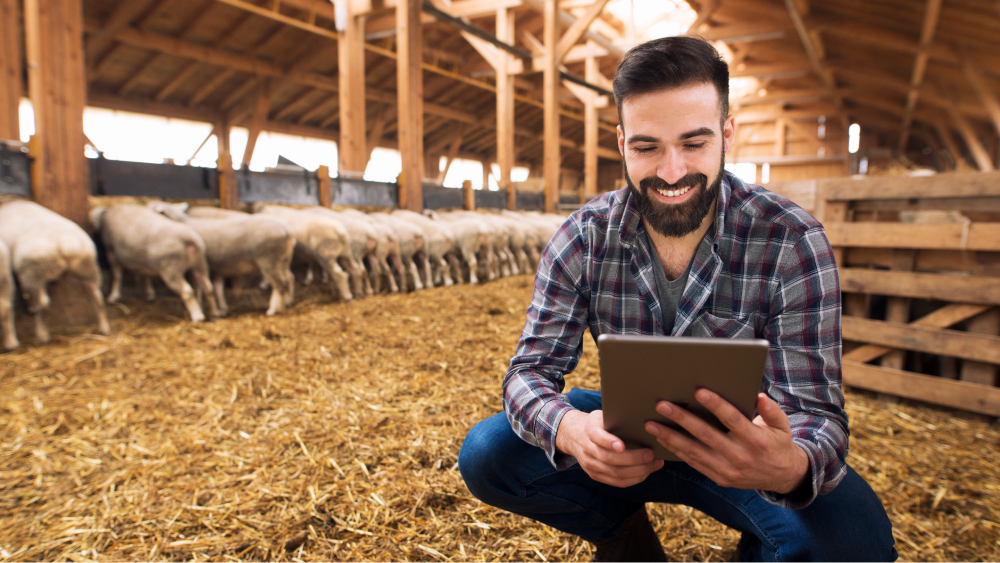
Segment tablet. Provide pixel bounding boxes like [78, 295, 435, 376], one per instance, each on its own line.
[597, 334, 770, 461]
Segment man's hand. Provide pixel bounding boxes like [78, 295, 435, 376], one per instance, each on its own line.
[556, 409, 664, 488]
[644, 390, 809, 494]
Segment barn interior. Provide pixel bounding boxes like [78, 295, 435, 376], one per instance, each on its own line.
[2, 0, 1000, 561]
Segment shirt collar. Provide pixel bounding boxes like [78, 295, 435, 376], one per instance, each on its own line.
[617, 171, 735, 252]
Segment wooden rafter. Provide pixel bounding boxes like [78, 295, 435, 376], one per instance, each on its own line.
[783, 0, 849, 130]
[897, 0, 943, 153]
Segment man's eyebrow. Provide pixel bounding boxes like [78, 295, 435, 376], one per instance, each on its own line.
[679, 127, 716, 140]
[626, 134, 660, 145]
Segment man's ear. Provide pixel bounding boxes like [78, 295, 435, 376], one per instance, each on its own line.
[722, 114, 736, 154]
[617, 125, 625, 157]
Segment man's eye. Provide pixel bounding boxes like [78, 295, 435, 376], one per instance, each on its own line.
[684, 142, 707, 150]
[632, 146, 656, 154]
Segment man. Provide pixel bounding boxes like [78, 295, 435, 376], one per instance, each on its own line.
[459, 37, 896, 562]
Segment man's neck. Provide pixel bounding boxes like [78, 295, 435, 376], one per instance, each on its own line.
[643, 198, 716, 281]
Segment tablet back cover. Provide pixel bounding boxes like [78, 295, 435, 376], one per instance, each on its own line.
[598, 334, 769, 461]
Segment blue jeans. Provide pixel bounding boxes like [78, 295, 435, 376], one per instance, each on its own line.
[459, 389, 897, 562]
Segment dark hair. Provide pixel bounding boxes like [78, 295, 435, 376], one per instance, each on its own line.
[612, 36, 729, 128]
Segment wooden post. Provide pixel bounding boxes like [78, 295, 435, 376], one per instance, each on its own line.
[338, 2, 367, 176]
[961, 308, 999, 386]
[496, 7, 516, 211]
[0, 0, 20, 140]
[933, 120, 972, 170]
[482, 159, 491, 190]
[583, 56, 600, 204]
[242, 80, 272, 167]
[543, 0, 560, 213]
[775, 117, 787, 156]
[24, 0, 89, 227]
[318, 165, 333, 207]
[216, 120, 238, 209]
[462, 179, 475, 211]
[397, 0, 424, 211]
[881, 249, 916, 370]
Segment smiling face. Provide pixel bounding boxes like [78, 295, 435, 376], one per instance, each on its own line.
[617, 82, 735, 238]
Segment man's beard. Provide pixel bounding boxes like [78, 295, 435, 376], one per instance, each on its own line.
[624, 151, 724, 238]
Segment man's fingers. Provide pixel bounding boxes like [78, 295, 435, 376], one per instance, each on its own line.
[754, 393, 791, 433]
[588, 423, 627, 453]
[588, 439, 655, 466]
[653, 398, 730, 451]
[585, 459, 664, 486]
[694, 389, 755, 435]
[646, 421, 726, 469]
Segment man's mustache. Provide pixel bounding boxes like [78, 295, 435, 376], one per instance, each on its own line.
[639, 173, 708, 191]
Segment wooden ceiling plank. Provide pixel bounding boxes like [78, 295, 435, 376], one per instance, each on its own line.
[933, 117, 973, 170]
[153, 11, 253, 102]
[555, 0, 611, 63]
[445, 0, 522, 18]
[946, 99, 995, 170]
[242, 80, 273, 166]
[897, 0, 943, 153]
[960, 48, 1000, 138]
[297, 93, 338, 125]
[783, 0, 849, 130]
[86, 0, 156, 69]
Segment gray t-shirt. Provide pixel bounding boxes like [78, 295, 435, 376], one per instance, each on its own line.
[644, 231, 710, 334]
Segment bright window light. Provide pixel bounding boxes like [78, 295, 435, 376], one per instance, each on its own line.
[848, 123, 861, 154]
[761, 163, 770, 184]
[364, 148, 402, 183]
[83, 107, 214, 165]
[724, 162, 756, 185]
[443, 158, 484, 189]
[859, 157, 869, 175]
[18, 99, 33, 142]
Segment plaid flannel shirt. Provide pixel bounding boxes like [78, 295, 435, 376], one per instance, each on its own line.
[503, 172, 848, 509]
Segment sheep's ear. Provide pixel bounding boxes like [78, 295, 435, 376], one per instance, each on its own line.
[89, 207, 107, 229]
[146, 201, 164, 213]
[178, 202, 190, 212]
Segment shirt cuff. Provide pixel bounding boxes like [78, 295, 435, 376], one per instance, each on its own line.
[756, 438, 820, 510]
[535, 397, 578, 470]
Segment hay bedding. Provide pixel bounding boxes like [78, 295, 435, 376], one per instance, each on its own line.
[1, 277, 998, 562]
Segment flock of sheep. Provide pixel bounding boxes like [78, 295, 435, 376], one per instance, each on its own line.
[0, 197, 566, 350]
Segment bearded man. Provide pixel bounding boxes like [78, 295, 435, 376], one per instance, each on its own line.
[458, 37, 896, 562]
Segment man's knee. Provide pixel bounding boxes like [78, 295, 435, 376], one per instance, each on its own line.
[459, 413, 522, 505]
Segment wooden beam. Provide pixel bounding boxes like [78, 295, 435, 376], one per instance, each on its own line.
[339, 4, 367, 175]
[932, 119, 973, 170]
[844, 303, 991, 364]
[897, 0, 943, 153]
[188, 68, 236, 107]
[782, 0, 849, 130]
[216, 118, 237, 210]
[685, 0, 720, 36]
[961, 49, 1000, 139]
[775, 117, 786, 156]
[85, 0, 156, 73]
[946, 100, 994, 171]
[961, 309, 999, 386]
[555, 0, 611, 63]
[820, 169, 1000, 201]
[241, 81, 273, 167]
[0, 0, 20, 140]
[521, 0, 624, 60]
[446, 0, 522, 18]
[366, 108, 390, 162]
[543, 0, 559, 213]
[397, 0, 424, 210]
[696, 21, 793, 44]
[273, 88, 318, 121]
[153, 13, 253, 103]
[582, 55, 601, 205]
[825, 222, 1000, 252]
[839, 268, 1000, 305]
[438, 125, 466, 183]
[318, 164, 333, 207]
[843, 361, 1000, 417]
[25, 0, 89, 227]
[496, 7, 516, 210]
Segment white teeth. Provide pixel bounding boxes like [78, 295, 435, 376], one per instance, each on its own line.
[655, 185, 692, 198]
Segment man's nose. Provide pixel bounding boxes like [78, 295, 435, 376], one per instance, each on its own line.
[655, 149, 688, 185]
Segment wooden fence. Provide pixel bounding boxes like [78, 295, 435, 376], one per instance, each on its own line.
[790, 171, 1000, 417]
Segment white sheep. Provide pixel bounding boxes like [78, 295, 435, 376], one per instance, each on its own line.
[0, 199, 110, 344]
[0, 238, 19, 349]
[149, 203, 296, 316]
[91, 204, 219, 323]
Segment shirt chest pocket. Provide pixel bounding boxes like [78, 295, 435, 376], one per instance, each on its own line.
[688, 311, 757, 339]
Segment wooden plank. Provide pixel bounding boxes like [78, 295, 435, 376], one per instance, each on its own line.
[317, 165, 332, 207]
[961, 308, 999, 386]
[850, 196, 1000, 213]
[844, 303, 991, 363]
[241, 81, 272, 167]
[542, 0, 559, 213]
[896, 0, 942, 153]
[338, 4, 367, 175]
[839, 268, 1000, 305]
[947, 100, 994, 172]
[961, 51, 1000, 138]
[446, 0, 522, 18]
[25, 0, 90, 228]
[842, 361, 1000, 417]
[819, 170, 1000, 201]
[825, 222, 1000, 252]
[881, 249, 915, 370]
[496, 7, 516, 211]
[843, 316, 1000, 365]
[782, 0, 849, 130]
[582, 55, 600, 206]
[555, 0, 611, 62]
[366, 109, 389, 163]
[216, 120, 237, 210]
[397, 0, 424, 211]
[0, 0, 20, 140]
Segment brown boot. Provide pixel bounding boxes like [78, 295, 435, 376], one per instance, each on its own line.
[591, 507, 668, 562]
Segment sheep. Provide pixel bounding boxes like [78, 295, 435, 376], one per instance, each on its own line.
[91, 204, 219, 323]
[340, 208, 402, 293]
[301, 207, 380, 297]
[391, 209, 457, 287]
[427, 211, 489, 284]
[0, 238, 19, 349]
[0, 199, 110, 344]
[367, 213, 428, 292]
[254, 204, 355, 302]
[149, 203, 296, 316]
